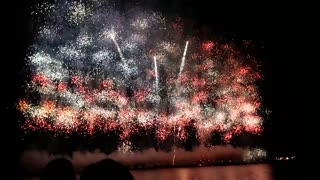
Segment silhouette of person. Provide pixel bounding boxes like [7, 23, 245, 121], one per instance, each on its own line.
[41, 158, 76, 180]
[80, 158, 134, 180]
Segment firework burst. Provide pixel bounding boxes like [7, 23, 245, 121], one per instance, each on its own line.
[18, 0, 264, 149]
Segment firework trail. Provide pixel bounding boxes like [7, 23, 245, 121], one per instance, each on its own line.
[153, 56, 159, 91]
[178, 41, 189, 77]
[109, 30, 125, 63]
[18, 0, 264, 151]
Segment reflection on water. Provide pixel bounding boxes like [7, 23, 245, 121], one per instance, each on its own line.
[131, 164, 273, 180]
[24, 164, 274, 180]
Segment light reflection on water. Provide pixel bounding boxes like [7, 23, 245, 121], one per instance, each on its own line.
[131, 164, 273, 180]
[24, 164, 273, 180]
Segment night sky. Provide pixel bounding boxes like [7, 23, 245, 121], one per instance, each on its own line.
[11, 0, 302, 166]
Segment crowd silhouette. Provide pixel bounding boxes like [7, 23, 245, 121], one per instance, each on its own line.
[40, 158, 134, 180]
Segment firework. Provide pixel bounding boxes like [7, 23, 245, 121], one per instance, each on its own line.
[242, 148, 267, 162]
[18, 0, 264, 149]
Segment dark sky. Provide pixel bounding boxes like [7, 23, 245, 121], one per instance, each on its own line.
[11, 0, 302, 157]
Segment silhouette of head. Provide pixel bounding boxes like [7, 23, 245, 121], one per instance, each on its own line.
[41, 158, 75, 180]
[80, 158, 134, 180]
